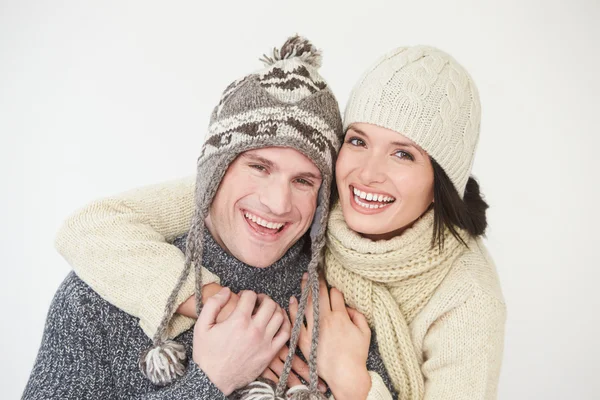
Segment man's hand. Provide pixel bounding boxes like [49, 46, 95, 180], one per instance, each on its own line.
[193, 288, 291, 395]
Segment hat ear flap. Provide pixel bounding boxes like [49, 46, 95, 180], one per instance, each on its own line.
[309, 176, 331, 243]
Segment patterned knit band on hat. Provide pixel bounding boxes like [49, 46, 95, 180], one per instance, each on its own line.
[138, 35, 343, 400]
[344, 45, 481, 197]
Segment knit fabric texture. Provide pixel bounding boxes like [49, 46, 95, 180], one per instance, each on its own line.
[174, 230, 395, 399]
[344, 46, 481, 196]
[324, 202, 506, 400]
[23, 271, 225, 400]
[145, 35, 343, 396]
[55, 175, 506, 399]
[325, 203, 465, 399]
[26, 228, 390, 399]
[54, 177, 396, 399]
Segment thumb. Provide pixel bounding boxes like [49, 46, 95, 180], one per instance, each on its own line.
[347, 307, 371, 337]
[197, 287, 231, 332]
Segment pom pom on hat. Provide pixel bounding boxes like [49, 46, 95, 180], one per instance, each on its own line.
[260, 34, 322, 68]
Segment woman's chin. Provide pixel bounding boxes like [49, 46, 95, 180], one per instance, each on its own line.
[342, 210, 388, 237]
[341, 201, 412, 241]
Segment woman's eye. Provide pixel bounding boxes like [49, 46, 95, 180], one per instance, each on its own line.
[347, 137, 365, 147]
[394, 150, 414, 161]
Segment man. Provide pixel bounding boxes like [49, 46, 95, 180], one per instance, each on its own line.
[23, 35, 343, 399]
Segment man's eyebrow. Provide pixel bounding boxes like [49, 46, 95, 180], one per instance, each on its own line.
[240, 153, 275, 168]
[296, 171, 322, 181]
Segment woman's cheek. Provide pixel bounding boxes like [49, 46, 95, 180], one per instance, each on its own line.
[336, 149, 359, 179]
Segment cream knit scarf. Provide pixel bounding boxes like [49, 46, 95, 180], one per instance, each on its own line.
[324, 203, 467, 400]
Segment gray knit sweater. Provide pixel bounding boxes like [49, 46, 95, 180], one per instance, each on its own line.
[23, 231, 393, 399]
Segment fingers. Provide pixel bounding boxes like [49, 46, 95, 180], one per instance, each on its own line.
[268, 355, 303, 388]
[261, 368, 279, 384]
[197, 287, 231, 331]
[329, 287, 346, 312]
[215, 292, 239, 323]
[274, 307, 291, 338]
[274, 346, 327, 392]
[347, 307, 371, 337]
[265, 306, 285, 339]
[253, 294, 278, 327]
[278, 347, 308, 387]
[232, 290, 258, 317]
[271, 310, 291, 350]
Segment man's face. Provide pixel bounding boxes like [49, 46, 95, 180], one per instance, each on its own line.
[206, 147, 322, 267]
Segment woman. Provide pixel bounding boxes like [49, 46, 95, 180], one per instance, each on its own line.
[56, 45, 505, 399]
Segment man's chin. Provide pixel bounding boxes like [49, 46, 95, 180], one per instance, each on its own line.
[227, 230, 302, 267]
[230, 243, 287, 268]
[241, 253, 283, 268]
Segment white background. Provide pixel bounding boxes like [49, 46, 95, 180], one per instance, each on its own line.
[2, 0, 599, 398]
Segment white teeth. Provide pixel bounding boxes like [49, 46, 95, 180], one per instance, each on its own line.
[351, 187, 396, 203]
[354, 195, 389, 209]
[244, 212, 284, 230]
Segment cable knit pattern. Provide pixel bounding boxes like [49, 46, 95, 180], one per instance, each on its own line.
[344, 46, 481, 196]
[325, 203, 465, 400]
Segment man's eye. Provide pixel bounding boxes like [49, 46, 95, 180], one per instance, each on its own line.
[295, 178, 312, 186]
[394, 150, 414, 161]
[250, 164, 267, 171]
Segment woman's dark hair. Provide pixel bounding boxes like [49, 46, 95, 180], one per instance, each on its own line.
[431, 158, 488, 250]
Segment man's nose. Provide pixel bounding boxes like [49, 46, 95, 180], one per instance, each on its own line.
[259, 179, 293, 216]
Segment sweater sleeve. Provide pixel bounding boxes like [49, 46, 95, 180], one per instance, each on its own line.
[54, 176, 220, 339]
[140, 361, 226, 400]
[365, 371, 394, 400]
[22, 273, 115, 400]
[325, 372, 393, 400]
[421, 288, 506, 400]
[22, 273, 227, 400]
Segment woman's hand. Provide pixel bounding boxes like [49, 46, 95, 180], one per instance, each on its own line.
[260, 344, 327, 393]
[177, 283, 240, 323]
[289, 273, 372, 400]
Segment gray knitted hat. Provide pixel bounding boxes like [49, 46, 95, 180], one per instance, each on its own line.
[139, 35, 343, 399]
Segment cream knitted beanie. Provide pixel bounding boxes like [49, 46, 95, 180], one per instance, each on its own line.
[344, 46, 481, 196]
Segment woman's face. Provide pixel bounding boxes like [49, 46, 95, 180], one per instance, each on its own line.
[335, 123, 434, 240]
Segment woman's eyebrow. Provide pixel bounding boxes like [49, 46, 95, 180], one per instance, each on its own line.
[391, 140, 420, 150]
[352, 127, 427, 156]
[350, 127, 368, 137]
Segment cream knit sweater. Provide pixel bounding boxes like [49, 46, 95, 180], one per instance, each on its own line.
[56, 176, 506, 400]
